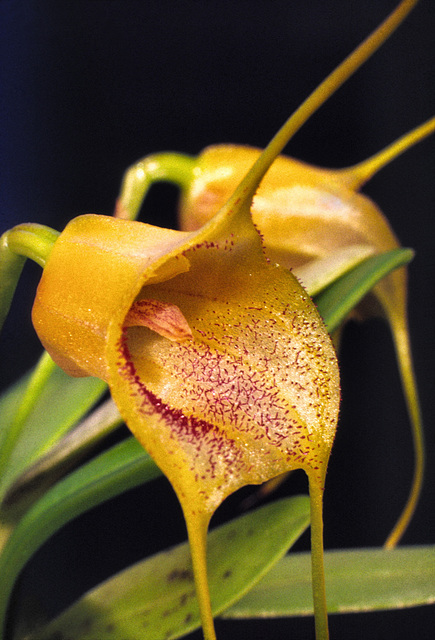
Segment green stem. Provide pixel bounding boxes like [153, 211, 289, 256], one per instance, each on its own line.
[0, 224, 59, 477]
[0, 241, 24, 334]
[2, 223, 59, 268]
[308, 472, 329, 640]
[0, 223, 59, 333]
[184, 510, 216, 640]
[115, 152, 196, 220]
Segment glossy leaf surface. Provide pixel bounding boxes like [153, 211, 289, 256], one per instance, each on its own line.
[1, 398, 122, 514]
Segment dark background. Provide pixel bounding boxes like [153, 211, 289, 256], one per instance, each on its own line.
[1, 1, 434, 638]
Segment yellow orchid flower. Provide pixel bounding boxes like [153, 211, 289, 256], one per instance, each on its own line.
[117, 0, 430, 550]
[3, 122, 340, 638]
[176, 122, 434, 552]
[0, 3, 424, 640]
[30, 201, 339, 640]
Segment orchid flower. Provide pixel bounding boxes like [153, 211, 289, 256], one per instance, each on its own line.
[30, 209, 339, 640]
[1, 37, 348, 634]
[2, 123, 341, 640]
[175, 116, 434, 549]
[115, 0, 430, 549]
[0, 3, 426, 640]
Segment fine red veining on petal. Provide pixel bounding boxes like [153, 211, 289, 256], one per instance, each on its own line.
[117, 330, 246, 490]
[112, 243, 339, 505]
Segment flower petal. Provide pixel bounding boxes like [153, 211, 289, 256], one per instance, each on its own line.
[107, 233, 339, 515]
[124, 299, 193, 342]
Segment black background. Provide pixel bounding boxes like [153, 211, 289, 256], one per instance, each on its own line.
[1, 1, 434, 638]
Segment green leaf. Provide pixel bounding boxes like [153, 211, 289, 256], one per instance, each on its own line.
[294, 244, 375, 297]
[222, 546, 435, 618]
[0, 373, 32, 454]
[2, 398, 123, 514]
[27, 496, 310, 640]
[0, 437, 161, 637]
[314, 248, 414, 332]
[0, 354, 107, 502]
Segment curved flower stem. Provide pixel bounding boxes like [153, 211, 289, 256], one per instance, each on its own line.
[308, 471, 329, 640]
[384, 312, 424, 549]
[0, 242, 24, 334]
[115, 152, 196, 221]
[0, 223, 59, 333]
[337, 108, 431, 547]
[184, 510, 216, 640]
[1, 223, 59, 269]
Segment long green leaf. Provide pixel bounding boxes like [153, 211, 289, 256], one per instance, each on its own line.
[294, 244, 375, 297]
[314, 248, 414, 332]
[2, 398, 123, 514]
[0, 437, 161, 638]
[0, 354, 107, 501]
[27, 497, 310, 640]
[222, 546, 435, 617]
